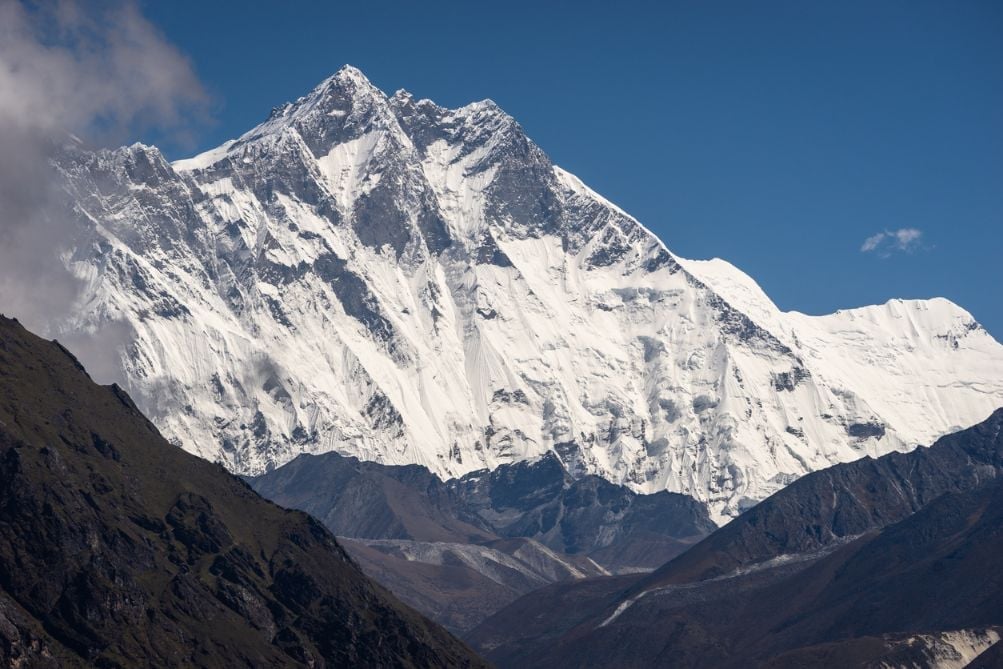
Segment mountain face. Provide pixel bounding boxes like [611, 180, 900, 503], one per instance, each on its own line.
[250, 450, 713, 570]
[50, 65, 1003, 520]
[635, 405, 1003, 589]
[338, 536, 606, 634]
[468, 409, 1003, 668]
[472, 479, 1003, 668]
[248, 450, 712, 631]
[0, 315, 485, 668]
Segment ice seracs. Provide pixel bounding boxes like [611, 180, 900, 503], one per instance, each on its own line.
[50, 65, 1003, 522]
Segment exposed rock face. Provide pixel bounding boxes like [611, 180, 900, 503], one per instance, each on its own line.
[339, 536, 605, 634]
[249, 449, 713, 631]
[0, 315, 486, 668]
[250, 450, 713, 569]
[635, 405, 1003, 589]
[468, 409, 1003, 668]
[49, 65, 1003, 520]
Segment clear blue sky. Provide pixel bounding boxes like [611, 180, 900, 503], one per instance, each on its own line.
[143, 0, 1002, 337]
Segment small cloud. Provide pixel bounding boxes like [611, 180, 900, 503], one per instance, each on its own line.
[860, 228, 924, 257]
[860, 232, 887, 253]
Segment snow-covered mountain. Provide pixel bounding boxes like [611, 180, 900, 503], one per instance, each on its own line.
[51, 65, 1003, 521]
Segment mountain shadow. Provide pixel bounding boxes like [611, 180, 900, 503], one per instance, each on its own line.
[0, 315, 487, 668]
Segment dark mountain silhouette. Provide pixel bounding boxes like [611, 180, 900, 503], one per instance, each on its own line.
[249, 449, 712, 567]
[0, 315, 486, 668]
[470, 408, 1003, 667]
[248, 448, 713, 630]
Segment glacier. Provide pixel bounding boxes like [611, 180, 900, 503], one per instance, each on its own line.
[48, 65, 1003, 522]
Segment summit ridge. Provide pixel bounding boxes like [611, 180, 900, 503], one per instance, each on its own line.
[49, 65, 1003, 521]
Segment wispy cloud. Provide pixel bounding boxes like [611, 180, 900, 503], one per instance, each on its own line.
[860, 228, 924, 257]
[0, 0, 208, 337]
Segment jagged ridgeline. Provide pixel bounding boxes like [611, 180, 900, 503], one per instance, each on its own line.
[0, 316, 486, 668]
[52, 66, 1003, 521]
[468, 408, 1003, 668]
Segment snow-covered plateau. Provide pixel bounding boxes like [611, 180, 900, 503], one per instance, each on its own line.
[50, 66, 1003, 522]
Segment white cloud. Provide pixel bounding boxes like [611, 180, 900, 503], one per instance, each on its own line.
[861, 232, 886, 253]
[860, 228, 924, 256]
[0, 0, 209, 335]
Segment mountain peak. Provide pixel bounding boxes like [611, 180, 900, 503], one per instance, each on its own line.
[333, 63, 369, 80]
[291, 64, 389, 122]
[174, 66, 396, 171]
[319, 64, 380, 95]
[60, 69, 1003, 523]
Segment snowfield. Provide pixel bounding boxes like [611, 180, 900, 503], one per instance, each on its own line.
[51, 66, 1003, 522]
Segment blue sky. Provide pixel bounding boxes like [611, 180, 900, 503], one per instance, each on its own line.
[144, 0, 1002, 337]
